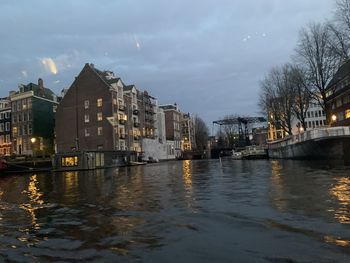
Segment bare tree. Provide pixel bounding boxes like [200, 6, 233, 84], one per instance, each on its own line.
[335, 0, 350, 32]
[194, 116, 209, 151]
[294, 22, 342, 122]
[290, 65, 311, 130]
[259, 64, 295, 135]
[222, 115, 239, 148]
[327, 23, 350, 61]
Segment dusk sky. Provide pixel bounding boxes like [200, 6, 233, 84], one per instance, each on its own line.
[0, 0, 334, 125]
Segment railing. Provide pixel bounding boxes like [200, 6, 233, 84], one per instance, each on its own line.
[268, 126, 350, 149]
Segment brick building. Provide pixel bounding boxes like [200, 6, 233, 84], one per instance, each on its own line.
[0, 98, 11, 155]
[55, 63, 157, 154]
[159, 103, 182, 158]
[325, 60, 350, 126]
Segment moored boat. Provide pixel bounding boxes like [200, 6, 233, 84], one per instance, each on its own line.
[241, 146, 268, 159]
[231, 151, 242, 160]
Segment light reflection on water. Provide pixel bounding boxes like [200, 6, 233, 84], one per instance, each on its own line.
[329, 177, 350, 224]
[0, 160, 350, 262]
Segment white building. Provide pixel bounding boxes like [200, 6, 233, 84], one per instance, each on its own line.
[292, 101, 326, 134]
[142, 105, 172, 161]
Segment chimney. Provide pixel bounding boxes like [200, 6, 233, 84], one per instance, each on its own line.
[38, 78, 45, 97]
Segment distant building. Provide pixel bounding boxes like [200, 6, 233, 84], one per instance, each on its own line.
[182, 113, 195, 151]
[55, 63, 160, 158]
[159, 103, 182, 158]
[56, 64, 130, 152]
[9, 79, 58, 155]
[0, 98, 11, 156]
[291, 99, 326, 134]
[252, 127, 268, 146]
[325, 60, 350, 126]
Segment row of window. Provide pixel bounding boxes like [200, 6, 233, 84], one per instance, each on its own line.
[332, 94, 350, 109]
[0, 135, 11, 144]
[306, 110, 325, 119]
[305, 120, 326, 128]
[12, 111, 32, 123]
[84, 112, 104, 123]
[11, 98, 32, 112]
[84, 98, 103, 109]
[0, 122, 10, 132]
[12, 124, 33, 136]
[334, 109, 350, 122]
[0, 111, 10, 120]
[85, 127, 103, 137]
[0, 147, 10, 155]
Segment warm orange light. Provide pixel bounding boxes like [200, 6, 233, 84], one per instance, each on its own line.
[331, 114, 337, 122]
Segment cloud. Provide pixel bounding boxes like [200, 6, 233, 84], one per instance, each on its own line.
[41, 57, 58, 75]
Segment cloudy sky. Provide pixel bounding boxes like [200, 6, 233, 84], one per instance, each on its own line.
[0, 0, 334, 125]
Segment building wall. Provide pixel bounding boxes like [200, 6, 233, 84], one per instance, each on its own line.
[291, 101, 326, 134]
[10, 80, 57, 156]
[55, 64, 114, 152]
[160, 104, 182, 158]
[182, 113, 195, 151]
[0, 99, 11, 155]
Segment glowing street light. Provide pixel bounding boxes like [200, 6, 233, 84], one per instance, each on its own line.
[30, 137, 36, 144]
[331, 114, 337, 122]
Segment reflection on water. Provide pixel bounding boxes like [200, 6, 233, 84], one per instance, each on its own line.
[20, 174, 44, 231]
[0, 160, 350, 262]
[330, 177, 350, 224]
[270, 160, 286, 211]
[182, 160, 192, 189]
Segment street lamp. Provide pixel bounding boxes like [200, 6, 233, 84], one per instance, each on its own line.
[331, 114, 337, 122]
[31, 137, 36, 166]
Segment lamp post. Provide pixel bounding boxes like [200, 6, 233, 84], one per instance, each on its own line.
[331, 114, 337, 126]
[31, 137, 36, 166]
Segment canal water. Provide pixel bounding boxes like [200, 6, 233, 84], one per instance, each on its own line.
[1, 159, 350, 262]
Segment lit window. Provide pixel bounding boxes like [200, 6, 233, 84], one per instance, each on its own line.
[61, 156, 78, 167]
[13, 127, 17, 136]
[346, 109, 350, 119]
[97, 98, 103, 107]
[84, 100, 89, 109]
[85, 128, 90, 137]
[84, 114, 90, 123]
[98, 127, 103, 136]
[97, 112, 103, 121]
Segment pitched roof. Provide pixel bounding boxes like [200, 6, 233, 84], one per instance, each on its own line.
[327, 60, 350, 89]
[124, 85, 135, 91]
[87, 63, 125, 88]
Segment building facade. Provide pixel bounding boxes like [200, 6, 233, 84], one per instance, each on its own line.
[182, 113, 195, 151]
[0, 98, 11, 156]
[159, 104, 182, 158]
[55, 63, 159, 157]
[291, 100, 327, 134]
[9, 79, 58, 156]
[56, 64, 128, 152]
[325, 60, 350, 126]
